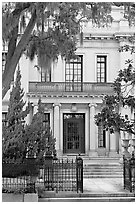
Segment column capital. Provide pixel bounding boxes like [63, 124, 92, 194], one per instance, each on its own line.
[89, 103, 97, 108]
[53, 103, 61, 107]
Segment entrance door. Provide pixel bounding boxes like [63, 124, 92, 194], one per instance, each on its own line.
[63, 114, 85, 154]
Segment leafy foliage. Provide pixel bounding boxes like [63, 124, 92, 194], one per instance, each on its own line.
[95, 60, 135, 135]
[24, 99, 56, 161]
[2, 2, 135, 99]
[2, 68, 30, 162]
[2, 70, 56, 162]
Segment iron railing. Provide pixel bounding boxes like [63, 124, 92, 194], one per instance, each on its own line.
[123, 153, 135, 193]
[37, 156, 83, 193]
[29, 82, 114, 95]
[2, 156, 83, 194]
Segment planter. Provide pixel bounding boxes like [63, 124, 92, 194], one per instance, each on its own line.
[24, 193, 38, 202]
[2, 193, 38, 202]
[122, 139, 131, 158]
[2, 193, 23, 202]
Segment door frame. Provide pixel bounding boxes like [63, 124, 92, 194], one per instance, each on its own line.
[63, 113, 85, 154]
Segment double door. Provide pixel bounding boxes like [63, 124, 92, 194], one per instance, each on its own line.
[63, 114, 85, 154]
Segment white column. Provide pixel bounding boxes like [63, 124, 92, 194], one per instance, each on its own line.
[53, 103, 61, 156]
[89, 103, 98, 156]
[33, 105, 38, 114]
[28, 105, 34, 125]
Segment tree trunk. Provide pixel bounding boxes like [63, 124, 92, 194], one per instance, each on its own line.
[2, 10, 37, 99]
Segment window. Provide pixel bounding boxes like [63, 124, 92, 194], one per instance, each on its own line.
[97, 55, 107, 83]
[2, 52, 7, 74]
[2, 112, 8, 126]
[38, 56, 51, 82]
[43, 113, 50, 128]
[65, 55, 83, 91]
[98, 124, 106, 148]
[41, 69, 51, 82]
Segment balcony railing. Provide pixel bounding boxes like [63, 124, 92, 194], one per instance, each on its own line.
[29, 82, 114, 95]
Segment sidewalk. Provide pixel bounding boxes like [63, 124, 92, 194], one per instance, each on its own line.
[38, 178, 135, 202]
[83, 177, 128, 194]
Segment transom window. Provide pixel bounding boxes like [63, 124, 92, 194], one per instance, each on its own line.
[65, 55, 83, 91]
[97, 55, 107, 83]
[98, 124, 106, 148]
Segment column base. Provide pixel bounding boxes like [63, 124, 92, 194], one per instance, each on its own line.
[88, 150, 98, 157]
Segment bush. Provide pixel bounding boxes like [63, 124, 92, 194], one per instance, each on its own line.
[2, 159, 39, 178]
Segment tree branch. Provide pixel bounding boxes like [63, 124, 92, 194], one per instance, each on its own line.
[2, 9, 37, 99]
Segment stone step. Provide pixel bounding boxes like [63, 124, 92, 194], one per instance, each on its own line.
[39, 192, 135, 202]
[84, 163, 122, 166]
[84, 168, 123, 171]
[39, 197, 135, 202]
[84, 172, 123, 175]
[59, 156, 121, 161]
[83, 175, 123, 178]
[84, 167, 123, 170]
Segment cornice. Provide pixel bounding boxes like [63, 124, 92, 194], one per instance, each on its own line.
[80, 31, 134, 42]
[27, 93, 105, 99]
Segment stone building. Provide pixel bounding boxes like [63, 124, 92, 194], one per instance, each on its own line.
[2, 6, 135, 158]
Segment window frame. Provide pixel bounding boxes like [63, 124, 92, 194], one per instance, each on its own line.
[65, 55, 83, 91]
[96, 55, 107, 83]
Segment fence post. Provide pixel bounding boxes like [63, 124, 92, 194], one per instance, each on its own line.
[44, 150, 54, 191]
[123, 155, 126, 189]
[25, 157, 37, 193]
[130, 153, 135, 192]
[76, 155, 83, 193]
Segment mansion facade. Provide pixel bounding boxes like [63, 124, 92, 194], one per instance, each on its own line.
[2, 6, 135, 158]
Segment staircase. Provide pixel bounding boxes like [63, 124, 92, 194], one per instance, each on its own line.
[38, 156, 135, 202]
[84, 163, 123, 178]
[83, 156, 123, 178]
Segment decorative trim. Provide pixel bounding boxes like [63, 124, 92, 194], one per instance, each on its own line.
[84, 36, 115, 41]
[53, 103, 61, 107]
[27, 93, 106, 99]
[89, 103, 97, 108]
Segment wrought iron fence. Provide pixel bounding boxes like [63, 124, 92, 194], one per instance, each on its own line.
[2, 159, 38, 193]
[123, 153, 135, 193]
[2, 176, 35, 193]
[36, 156, 83, 193]
[2, 156, 83, 194]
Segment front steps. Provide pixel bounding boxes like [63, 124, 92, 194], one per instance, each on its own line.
[83, 163, 123, 178]
[59, 155, 123, 178]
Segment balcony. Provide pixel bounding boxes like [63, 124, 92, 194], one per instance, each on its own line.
[28, 82, 114, 95]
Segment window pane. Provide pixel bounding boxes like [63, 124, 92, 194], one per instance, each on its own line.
[65, 55, 83, 91]
[97, 56, 106, 83]
[98, 125, 106, 147]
